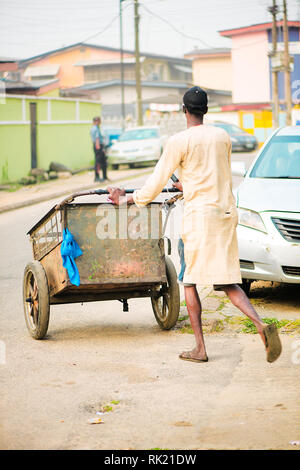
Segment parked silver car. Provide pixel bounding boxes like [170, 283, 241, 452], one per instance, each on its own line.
[107, 126, 166, 170]
[232, 126, 300, 294]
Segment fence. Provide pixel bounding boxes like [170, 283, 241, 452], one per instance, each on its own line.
[102, 112, 187, 137]
[0, 95, 101, 184]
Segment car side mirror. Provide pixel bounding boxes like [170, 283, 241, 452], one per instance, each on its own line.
[231, 161, 246, 177]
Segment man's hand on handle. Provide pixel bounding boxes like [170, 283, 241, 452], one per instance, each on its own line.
[107, 187, 134, 205]
[172, 181, 183, 192]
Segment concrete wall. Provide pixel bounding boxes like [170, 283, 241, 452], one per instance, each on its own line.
[0, 95, 101, 183]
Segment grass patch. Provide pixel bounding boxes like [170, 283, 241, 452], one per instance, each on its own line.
[176, 315, 299, 335]
[216, 297, 230, 312]
[7, 183, 22, 192]
[102, 405, 113, 413]
[178, 314, 189, 323]
[179, 325, 194, 335]
[239, 317, 291, 334]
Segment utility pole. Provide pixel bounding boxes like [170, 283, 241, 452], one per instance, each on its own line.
[269, 0, 279, 128]
[120, 0, 125, 130]
[134, 0, 143, 126]
[282, 0, 292, 125]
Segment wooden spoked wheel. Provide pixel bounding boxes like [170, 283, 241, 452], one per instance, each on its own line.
[23, 261, 50, 339]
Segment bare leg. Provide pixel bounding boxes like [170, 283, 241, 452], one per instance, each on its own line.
[180, 285, 208, 361]
[222, 284, 266, 346]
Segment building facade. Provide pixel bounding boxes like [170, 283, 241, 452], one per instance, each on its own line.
[10, 43, 192, 117]
[219, 21, 300, 106]
[184, 48, 232, 93]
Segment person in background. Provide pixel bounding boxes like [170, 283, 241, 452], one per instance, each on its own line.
[107, 86, 282, 365]
[90, 116, 108, 182]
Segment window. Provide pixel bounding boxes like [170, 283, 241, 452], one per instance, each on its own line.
[119, 128, 159, 142]
[250, 136, 300, 179]
[84, 64, 135, 83]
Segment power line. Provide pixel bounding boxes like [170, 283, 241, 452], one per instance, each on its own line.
[80, 1, 133, 45]
[0, 11, 111, 24]
[140, 3, 216, 49]
[0, 0, 115, 11]
[0, 2, 133, 48]
[1, 2, 133, 46]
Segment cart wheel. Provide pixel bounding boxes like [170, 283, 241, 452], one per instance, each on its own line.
[23, 261, 50, 340]
[151, 256, 180, 330]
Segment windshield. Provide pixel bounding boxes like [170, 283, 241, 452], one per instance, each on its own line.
[213, 123, 246, 135]
[250, 136, 300, 179]
[119, 128, 159, 142]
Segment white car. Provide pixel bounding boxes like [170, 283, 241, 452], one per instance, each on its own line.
[107, 126, 167, 170]
[232, 126, 300, 295]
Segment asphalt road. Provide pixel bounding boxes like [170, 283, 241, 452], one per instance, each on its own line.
[0, 152, 299, 451]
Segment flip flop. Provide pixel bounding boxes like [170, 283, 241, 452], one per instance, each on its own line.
[263, 323, 282, 363]
[179, 351, 209, 363]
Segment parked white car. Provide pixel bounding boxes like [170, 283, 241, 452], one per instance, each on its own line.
[107, 126, 167, 170]
[232, 126, 300, 294]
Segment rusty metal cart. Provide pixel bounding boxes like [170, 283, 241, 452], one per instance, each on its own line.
[23, 188, 182, 339]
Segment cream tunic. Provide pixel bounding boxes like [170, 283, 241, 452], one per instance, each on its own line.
[133, 124, 242, 285]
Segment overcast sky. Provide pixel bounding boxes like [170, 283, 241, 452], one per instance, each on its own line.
[1, 0, 299, 60]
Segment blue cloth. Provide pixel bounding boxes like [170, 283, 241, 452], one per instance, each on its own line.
[60, 228, 82, 286]
[90, 124, 104, 144]
[178, 238, 186, 282]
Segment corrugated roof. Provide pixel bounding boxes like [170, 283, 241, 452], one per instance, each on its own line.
[185, 47, 231, 57]
[219, 20, 300, 37]
[19, 42, 192, 67]
[74, 57, 141, 67]
[78, 79, 190, 90]
[1, 78, 58, 90]
[24, 64, 60, 77]
[171, 64, 192, 73]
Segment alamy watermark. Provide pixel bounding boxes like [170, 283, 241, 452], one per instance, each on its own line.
[95, 203, 182, 241]
[292, 79, 300, 104]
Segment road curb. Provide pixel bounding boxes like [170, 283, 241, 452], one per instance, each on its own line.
[0, 168, 152, 214]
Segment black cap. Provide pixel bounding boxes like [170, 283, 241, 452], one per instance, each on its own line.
[183, 86, 208, 115]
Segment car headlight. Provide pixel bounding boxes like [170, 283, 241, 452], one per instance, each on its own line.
[238, 208, 267, 233]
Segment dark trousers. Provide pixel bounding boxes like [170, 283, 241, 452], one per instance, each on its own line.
[94, 145, 107, 180]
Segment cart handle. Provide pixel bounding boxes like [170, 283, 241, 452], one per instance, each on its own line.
[55, 187, 181, 210]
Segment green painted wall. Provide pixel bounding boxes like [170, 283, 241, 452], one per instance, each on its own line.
[0, 97, 23, 121]
[0, 125, 31, 183]
[37, 123, 93, 170]
[0, 96, 101, 183]
[51, 100, 76, 121]
[79, 101, 101, 121]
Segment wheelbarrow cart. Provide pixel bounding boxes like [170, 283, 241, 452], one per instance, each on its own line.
[23, 187, 182, 339]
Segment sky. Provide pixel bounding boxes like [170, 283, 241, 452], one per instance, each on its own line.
[0, 0, 300, 60]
